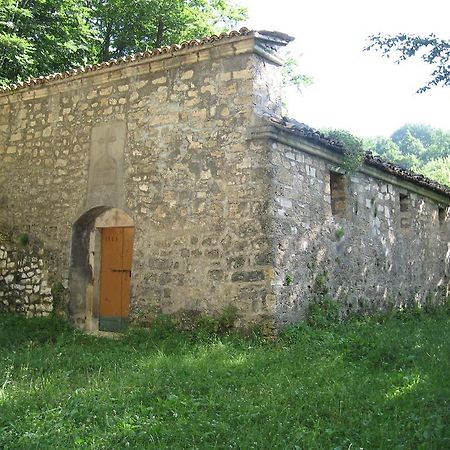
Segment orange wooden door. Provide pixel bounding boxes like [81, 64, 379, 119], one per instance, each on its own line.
[99, 227, 134, 331]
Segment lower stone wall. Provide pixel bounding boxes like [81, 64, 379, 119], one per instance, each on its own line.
[0, 242, 54, 317]
[269, 140, 450, 326]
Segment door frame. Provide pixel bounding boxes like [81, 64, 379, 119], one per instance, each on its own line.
[69, 207, 134, 332]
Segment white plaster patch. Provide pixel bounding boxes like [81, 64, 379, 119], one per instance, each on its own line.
[278, 197, 292, 208]
[286, 152, 296, 160]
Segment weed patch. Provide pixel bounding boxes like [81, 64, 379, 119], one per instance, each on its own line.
[305, 295, 340, 328]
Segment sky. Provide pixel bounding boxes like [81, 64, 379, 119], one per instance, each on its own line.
[239, 0, 450, 137]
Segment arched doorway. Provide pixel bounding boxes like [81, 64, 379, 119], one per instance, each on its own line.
[69, 207, 134, 331]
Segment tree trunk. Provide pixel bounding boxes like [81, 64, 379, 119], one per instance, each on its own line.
[101, 23, 112, 61]
[155, 19, 164, 48]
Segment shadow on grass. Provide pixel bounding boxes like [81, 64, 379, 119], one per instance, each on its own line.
[0, 312, 449, 449]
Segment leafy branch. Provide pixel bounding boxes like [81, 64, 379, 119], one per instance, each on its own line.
[365, 33, 450, 93]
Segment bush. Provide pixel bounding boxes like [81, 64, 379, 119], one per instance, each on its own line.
[325, 128, 365, 173]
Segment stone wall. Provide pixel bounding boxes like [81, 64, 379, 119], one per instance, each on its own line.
[0, 240, 53, 317]
[268, 137, 450, 326]
[0, 29, 448, 329]
[0, 32, 288, 328]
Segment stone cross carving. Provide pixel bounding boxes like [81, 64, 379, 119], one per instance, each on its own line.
[98, 130, 117, 150]
[86, 120, 126, 208]
[92, 128, 118, 186]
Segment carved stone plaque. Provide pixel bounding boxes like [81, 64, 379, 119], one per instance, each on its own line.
[86, 121, 126, 208]
[92, 153, 117, 187]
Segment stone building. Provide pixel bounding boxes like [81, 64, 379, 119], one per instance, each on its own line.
[0, 29, 449, 330]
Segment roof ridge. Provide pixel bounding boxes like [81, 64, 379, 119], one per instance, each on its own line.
[0, 27, 252, 94]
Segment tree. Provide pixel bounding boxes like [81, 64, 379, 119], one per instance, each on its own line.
[391, 123, 433, 148]
[282, 55, 313, 93]
[365, 33, 450, 93]
[0, 0, 96, 87]
[364, 136, 420, 170]
[421, 156, 450, 186]
[77, 0, 247, 62]
[390, 124, 450, 164]
[365, 124, 450, 187]
[281, 52, 313, 114]
[0, 0, 247, 86]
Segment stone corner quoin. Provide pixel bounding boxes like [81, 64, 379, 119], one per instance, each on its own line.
[0, 29, 449, 330]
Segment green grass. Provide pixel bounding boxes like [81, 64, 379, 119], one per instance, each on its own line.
[0, 308, 449, 449]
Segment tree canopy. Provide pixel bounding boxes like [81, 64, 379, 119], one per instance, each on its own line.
[364, 32, 450, 185]
[0, 0, 247, 87]
[0, 0, 95, 86]
[88, 0, 247, 61]
[364, 124, 450, 187]
[365, 33, 450, 93]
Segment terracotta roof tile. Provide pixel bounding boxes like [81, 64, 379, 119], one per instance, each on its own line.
[0, 28, 252, 94]
[268, 115, 450, 198]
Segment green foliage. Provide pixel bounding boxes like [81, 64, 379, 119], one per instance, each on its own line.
[0, 0, 96, 87]
[218, 304, 238, 330]
[305, 295, 340, 328]
[324, 129, 366, 173]
[312, 270, 329, 296]
[281, 54, 314, 113]
[195, 304, 238, 336]
[365, 123, 450, 187]
[195, 314, 221, 334]
[88, 0, 247, 61]
[144, 313, 177, 339]
[0, 0, 247, 86]
[50, 282, 65, 312]
[365, 33, 450, 93]
[282, 54, 313, 92]
[285, 273, 293, 286]
[364, 135, 420, 170]
[0, 313, 71, 348]
[17, 232, 28, 247]
[335, 226, 345, 239]
[391, 124, 450, 163]
[1, 309, 449, 448]
[421, 156, 450, 186]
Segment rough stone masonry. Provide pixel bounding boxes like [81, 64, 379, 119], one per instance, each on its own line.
[0, 29, 449, 329]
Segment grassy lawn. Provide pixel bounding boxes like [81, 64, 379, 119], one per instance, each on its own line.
[0, 308, 449, 449]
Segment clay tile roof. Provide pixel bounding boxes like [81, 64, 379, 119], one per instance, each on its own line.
[0, 27, 252, 94]
[268, 115, 450, 198]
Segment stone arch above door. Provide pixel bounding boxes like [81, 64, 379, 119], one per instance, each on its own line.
[95, 208, 134, 228]
[69, 207, 134, 331]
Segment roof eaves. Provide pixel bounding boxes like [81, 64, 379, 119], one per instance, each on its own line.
[267, 115, 450, 199]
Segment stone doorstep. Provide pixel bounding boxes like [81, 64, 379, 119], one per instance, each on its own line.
[84, 330, 123, 340]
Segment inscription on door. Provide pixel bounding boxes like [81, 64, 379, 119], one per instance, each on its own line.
[99, 227, 134, 331]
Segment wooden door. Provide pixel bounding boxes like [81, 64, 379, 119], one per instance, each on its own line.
[99, 227, 134, 331]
